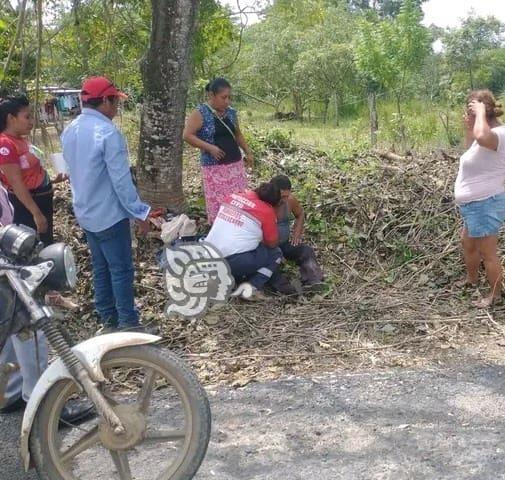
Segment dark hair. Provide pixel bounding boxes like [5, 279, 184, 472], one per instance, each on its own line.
[205, 77, 232, 95]
[255, 182, 281, 206]
[0, 95, 30, 132]
[82, 95, 117, 109]
[271, 174, 292, 191]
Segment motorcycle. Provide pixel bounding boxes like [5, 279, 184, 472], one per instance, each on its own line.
[0, 224, 211, 480]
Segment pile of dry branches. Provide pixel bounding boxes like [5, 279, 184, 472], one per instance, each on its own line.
[52, 146, 505, 385]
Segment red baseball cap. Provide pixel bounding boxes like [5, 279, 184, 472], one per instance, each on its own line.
[80, 76, 127, 101]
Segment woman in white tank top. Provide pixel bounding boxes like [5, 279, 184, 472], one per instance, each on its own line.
[455, 89, 505, 308]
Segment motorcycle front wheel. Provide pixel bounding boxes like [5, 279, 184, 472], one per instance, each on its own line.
[29, 345, 211, 480]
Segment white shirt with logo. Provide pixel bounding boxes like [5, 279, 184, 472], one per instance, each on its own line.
[205, 191, 278, 258]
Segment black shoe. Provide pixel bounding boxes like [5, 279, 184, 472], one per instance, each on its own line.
[95, 317, 118, 336]
[0, 397, 26, 414]
[96, 324, 118, 335]
[59, 400, 97, 429]
[118, 323, 160, 335]
[270, 277, 299, 296]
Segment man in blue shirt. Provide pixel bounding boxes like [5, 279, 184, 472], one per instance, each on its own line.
[62, 76, 151, 333]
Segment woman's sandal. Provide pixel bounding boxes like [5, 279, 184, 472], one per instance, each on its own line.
[472, 296, 503, 308]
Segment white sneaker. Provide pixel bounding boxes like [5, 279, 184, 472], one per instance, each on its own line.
[230, 282, 266, 301]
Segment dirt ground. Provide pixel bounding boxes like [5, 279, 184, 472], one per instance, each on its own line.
[3, 341, 505, 480]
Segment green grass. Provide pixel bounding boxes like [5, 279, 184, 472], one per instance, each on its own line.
[117, 97, 467, 167]
[238, 99, 464, 155]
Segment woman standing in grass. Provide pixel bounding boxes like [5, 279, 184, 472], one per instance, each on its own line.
[455, 89, 505, 307]
[183, 77, 253, 224]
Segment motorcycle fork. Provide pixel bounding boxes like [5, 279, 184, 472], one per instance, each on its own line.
[5, 270, 126, 434]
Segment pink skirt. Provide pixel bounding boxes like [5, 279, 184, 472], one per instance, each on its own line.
[202, 160, 248, 224]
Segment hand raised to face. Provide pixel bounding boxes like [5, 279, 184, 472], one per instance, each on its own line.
[467, 99, 487, 117]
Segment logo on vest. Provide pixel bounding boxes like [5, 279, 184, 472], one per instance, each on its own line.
[0, 147, 10, 156]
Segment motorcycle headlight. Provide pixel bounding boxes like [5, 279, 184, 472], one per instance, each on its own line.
[37, 243, 77, 291]
[0, 225, 37, 258]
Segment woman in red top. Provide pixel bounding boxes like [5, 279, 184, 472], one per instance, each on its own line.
[0, 95, 54, 244]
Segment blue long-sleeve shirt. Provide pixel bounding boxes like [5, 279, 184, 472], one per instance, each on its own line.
[61, 108, 150, 232]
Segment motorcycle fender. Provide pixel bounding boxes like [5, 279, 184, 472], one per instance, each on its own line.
[20, 332, 160, 471]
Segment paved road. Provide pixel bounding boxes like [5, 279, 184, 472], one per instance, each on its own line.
[3, 362, 505, 480]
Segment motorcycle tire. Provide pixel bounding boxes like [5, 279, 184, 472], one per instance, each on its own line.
[29, 344, 211, 480]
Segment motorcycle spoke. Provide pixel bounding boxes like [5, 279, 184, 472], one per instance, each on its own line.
[136, 368, 157, 414]
[110, 451, 133, 480]
[143, 428, 186, 444]
[60, 426, 100, 463]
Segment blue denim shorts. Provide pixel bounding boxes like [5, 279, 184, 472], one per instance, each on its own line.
[459, 193, 505, 238]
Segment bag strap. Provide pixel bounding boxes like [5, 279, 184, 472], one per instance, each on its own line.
[205, 103, 236, 141]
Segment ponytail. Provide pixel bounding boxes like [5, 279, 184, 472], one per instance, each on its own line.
[205, 77, 232, 95]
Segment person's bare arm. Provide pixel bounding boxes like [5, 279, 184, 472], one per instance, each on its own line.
[469, 100, 499, 151]
[0, 164, 47, 233]
[183, 109, 225, 161]
[288, 195, 305, 246]
[235, 119, 253, 169]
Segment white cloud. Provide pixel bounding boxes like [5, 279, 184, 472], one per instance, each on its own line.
[218, 0, 266, 25]
[422, 0, 505, 28]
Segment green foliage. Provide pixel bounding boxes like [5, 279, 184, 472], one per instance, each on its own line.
[346, 0, 425, 19]
[355, 0, 430, 93]
[2, 0, 233, 97]
[43, 0, 151, 90]
[1, 0, 504, 154]
[193, 0, 236, 78]
[443, 15, 505, 90]
[480, 48, 505, 94]
[263, 128, 294, 151]
[0, 4, 34, 93]
[354, 0, 430, 145]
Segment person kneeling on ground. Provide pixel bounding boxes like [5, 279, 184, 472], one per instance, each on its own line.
[271, 175, 324, 291]
[205, 182, 297, 300]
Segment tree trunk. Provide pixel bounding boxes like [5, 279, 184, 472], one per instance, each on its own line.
[137, 0, 199, 210]
[33, 0, 43, 133]
[322, 97, 329, 124]
[292, 90, 303, 120]
[368, 90, 378, 147]
[19, 28, 27, 89]
[395, 94, 406, 149]
[333, 92, 339, 127]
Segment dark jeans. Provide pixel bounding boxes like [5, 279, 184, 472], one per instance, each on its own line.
[84, 219, 139, 328]
[280, 242, 324, 285]
[9, 183, 54, 246]
[227, 244, 283, 290]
